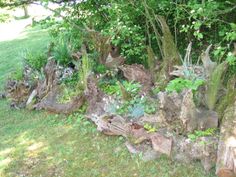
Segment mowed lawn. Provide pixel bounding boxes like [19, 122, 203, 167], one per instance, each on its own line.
[0, 23, 216, 177]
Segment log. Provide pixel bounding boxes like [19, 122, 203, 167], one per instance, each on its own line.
[216, 99, 236, 177]
[35, 88, 85, 114]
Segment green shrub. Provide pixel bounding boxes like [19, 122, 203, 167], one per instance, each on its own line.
[23, 50, 47, 71]
[0, 13, 11, 23]
[166, 78, 204, 93]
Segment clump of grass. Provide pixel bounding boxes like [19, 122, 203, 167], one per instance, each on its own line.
[23, 50, 47, 71]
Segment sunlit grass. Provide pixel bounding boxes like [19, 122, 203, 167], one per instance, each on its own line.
[0, 26, 49, 90]
[0, 25, 216, 177]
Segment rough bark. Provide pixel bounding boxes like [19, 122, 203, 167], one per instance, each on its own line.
[35, 87, 85, 114]
[216, 99, 236, 177]
[156, 90, 218, 134]
[119, 64, 152, 92]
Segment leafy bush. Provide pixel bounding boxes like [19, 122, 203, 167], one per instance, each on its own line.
[0, 13, 11, 23]
[166, 78, 204, 93]
[23, 50, 47, 71]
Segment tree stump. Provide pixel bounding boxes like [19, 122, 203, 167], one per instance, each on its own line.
[216, 99, 236, 177]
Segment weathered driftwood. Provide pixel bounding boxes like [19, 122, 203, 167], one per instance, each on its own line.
[5, 80, 31, 108]
[119, 64, 152, 92]
[216, 99, 236, 177]
[155, 16, 181, 87]
[85, 75, 104, 113]
[87, 30, 111, 64]
[156, 90, 218, 134]
[172, 135, 218, 171]
[200, 44, 217, 78]
[105, 53, 125, 68]
[35, 87, 85, 114]
[36, 59, 58, 100]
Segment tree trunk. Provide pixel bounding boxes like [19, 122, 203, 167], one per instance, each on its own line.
[23, 5, 29, 18]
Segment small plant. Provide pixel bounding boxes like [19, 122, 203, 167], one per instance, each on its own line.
[53, 36, 75, 66]
[187, 128, 217, 141]
[78, 52, 92, 91]
[144, 124, 157, 133]
[166, 78, 204, 93]
[100, 80, 141, 97]
[94, 64, 107, 74]
[58, 86, 78, 103]
[10, 67, 24, 81]
[144, 104, 157, 115]
[23, 50, 47, 71]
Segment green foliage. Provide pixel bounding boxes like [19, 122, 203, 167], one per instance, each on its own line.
[53, 38, 73, 66]
[144, 103, 157, 115]
[116, 96, 157, 117]
[166, 78, 204, 93]
[144, 124, 157, 133]
[23, 50, 47, 71]
[58, 86, 78, 104]
[100, 80, 141, 97]
[188, 128, 217, 141]
[93, 64, 107, 74]
[10, 66, 24, 81]
[0, 12, 10, 23]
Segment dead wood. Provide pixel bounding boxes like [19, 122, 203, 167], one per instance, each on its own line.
[5, 80, 31, 108]
[173, 135, 218, 171]
[87, 30, 111, 64]
[105, 53, 125, 68]
[119, 64, 152, 92]
[93, 114, 129, 136]
[36, 59, 58, 100]
[85, 75, 104, 113]
[155, 16, 181, 87]
[216, 99, 236, 177]
[201, 44, 217, 77]
[156, 90, 218, 134]
[35, 87, 85, 114]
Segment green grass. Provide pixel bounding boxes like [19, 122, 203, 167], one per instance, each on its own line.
[0, 25, 216, 177]
[0, 26, 49, 90]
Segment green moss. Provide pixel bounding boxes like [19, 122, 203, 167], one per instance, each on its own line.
[205, 62, 227, 110]
[216, 75, 236, 120]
